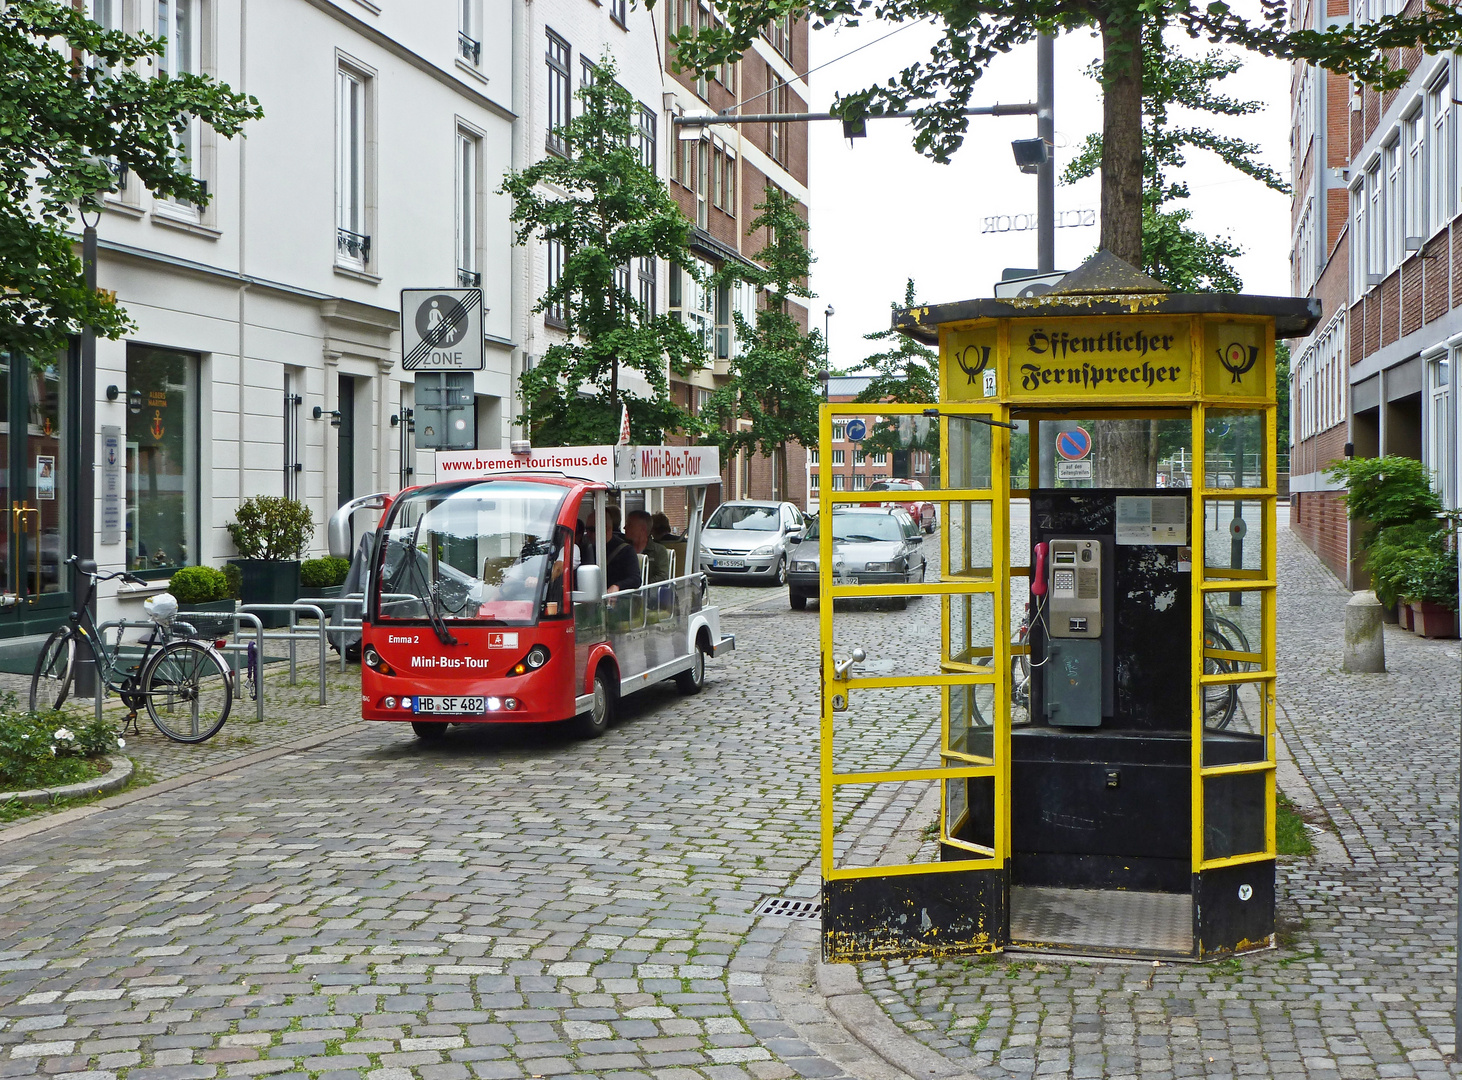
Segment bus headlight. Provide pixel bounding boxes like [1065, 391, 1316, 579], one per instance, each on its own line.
[382, 696, 396, 709]
[511, 645, 551, 675]
[363, 646, 394, 676]
[486, 697, 502, 711]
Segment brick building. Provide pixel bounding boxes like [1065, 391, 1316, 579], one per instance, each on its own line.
[662, 8, 812, 513]
[1288, 4, 1461, 584]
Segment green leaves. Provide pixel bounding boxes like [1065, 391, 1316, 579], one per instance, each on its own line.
[0, 0, 261, 360]
[502, 55, 702, 446]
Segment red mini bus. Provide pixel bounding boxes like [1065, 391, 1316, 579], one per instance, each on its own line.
[347, 445, 734, 740]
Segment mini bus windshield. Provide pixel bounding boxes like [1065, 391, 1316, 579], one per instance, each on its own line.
[376, 481, 570, 626]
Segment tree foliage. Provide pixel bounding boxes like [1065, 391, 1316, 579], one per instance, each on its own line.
[0, 0, 261, 361]
[660, 0, 1462, 262]
[1063, 28, 1285, 291]
[704, 188, 823, 496]
[502, 57, 703, 445]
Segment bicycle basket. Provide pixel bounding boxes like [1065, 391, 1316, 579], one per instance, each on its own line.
[144, 592, 179, 623]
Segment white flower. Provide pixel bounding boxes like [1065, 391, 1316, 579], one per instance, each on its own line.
[53, 727, 74, 742]
[116, 737, 125, 748]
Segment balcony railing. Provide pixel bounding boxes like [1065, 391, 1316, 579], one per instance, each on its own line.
[458, 32, 481, 65]
[457, 267, 481, 288]
[336, 228, 371, 264]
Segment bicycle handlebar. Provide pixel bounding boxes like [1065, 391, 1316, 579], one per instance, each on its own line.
[65, 554, 149, 587]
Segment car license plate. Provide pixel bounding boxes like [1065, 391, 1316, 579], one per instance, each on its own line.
[836, 575, 860, 586]
[712, 558, 746, 568]
[412, 696, 485, 715]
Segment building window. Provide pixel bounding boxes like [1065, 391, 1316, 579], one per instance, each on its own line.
[127, 345, 198, 574]
[1383, 137, 1402, 270]
[762, 12, 791, 59]
[695, 139, 708, 228]
[832, 473, 845, 491]
[1428, 353, 1452, 507]
[610, 0, 627, 28]
[715, 281, 732, 360]
[580, 55, 597, 94]
[546, 31, 571, 157]
[158, 0, 200, 171]
[832, 421, 845, 441]
[831, 449, 845, 466]
[767, 67, 786, 164]
[546, 238, 567, 328]
[808, 448, 819, 465]
[614, 262, 632, 308]
[638, 257, 656, 318]
[456, 130, 480, 288]
[336, 65, 371, 268]
[1429, 74, 1453, 231]
[638, 105, 656, 173]
[459, 0, 482, 65]
[695, 387, 712, 415]
[809, 471, 819, 492]
[1367, 159, 1383, 280]
[1404, 109, 1426, 245]
[854, 448, 866, 465]
[670, 261, 712, 349]
[872, 452, 887, 466]
[853, 474, 868, 491]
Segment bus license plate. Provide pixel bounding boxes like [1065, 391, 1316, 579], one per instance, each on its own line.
[712, 558, 745, 568]
[413, 696, 485, 715]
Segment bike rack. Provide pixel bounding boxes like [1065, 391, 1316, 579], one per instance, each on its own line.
[238, 604, 329, 706]
[295, 593, 365, 672]
[93, 613, 267, 725]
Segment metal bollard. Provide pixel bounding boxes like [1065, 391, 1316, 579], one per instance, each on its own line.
[1342, 590, 1386, 673]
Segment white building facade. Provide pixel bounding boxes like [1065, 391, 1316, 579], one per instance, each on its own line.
[45, 0, 518, 636]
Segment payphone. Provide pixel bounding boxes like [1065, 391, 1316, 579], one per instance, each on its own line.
[1035, 538, 1105, 727]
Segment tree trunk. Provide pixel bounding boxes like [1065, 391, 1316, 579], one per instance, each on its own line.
[1093, 420, 1155, 487]
[1098, 19, 1144, 265]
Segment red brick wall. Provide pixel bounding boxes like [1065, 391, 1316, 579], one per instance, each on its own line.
[1399, 255, 1423, 337]
[1291, 490, 1350, 583]
[1379, 271, 1400, 346]
[1291, 424, 1349, 486]
[1423, 231, 1449, 323]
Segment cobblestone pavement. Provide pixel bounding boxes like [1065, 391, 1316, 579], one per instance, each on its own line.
[0, 514, 1459, 1080]
[851, 507, 1462, 1080]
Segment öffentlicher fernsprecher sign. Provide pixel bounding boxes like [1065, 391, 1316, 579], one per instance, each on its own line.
[400, 288, 484, 371]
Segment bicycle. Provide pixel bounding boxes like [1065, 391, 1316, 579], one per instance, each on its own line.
[30, 555, 235, 742]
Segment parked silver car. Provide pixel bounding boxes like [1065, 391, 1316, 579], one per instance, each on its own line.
[698, 500, 806, 585]
[786, 507, 927, 610]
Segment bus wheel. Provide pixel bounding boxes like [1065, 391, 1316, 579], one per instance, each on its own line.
[675, 645, 705, 695]
[574, 666, 615, 738]
[412, 721, 448, 740]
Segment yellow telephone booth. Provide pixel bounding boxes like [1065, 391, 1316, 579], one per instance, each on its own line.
[818, 254, 1319, 961]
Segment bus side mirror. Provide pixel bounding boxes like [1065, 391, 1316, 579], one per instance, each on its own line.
[573, 564, 604, 602]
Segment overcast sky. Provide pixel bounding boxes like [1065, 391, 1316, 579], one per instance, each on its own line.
[802, 21, 1293, 373]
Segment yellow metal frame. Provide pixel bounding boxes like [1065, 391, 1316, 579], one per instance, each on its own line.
[818, 401, 1010, 881]
[818, 315, 1279, 892]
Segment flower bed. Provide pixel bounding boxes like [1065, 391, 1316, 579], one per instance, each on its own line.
[0, 702, 127, 792]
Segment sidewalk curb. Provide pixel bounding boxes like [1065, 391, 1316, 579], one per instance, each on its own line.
[814, 961, 978, 1080]
[0, 721, 371, 847]
[0, 754, 133, 805]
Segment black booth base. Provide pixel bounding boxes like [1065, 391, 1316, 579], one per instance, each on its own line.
[1194, 860, 1276, 957]
[822, 867, 1007, 962]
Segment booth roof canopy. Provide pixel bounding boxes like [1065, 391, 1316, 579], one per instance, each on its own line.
[893, 251, 1322, 344]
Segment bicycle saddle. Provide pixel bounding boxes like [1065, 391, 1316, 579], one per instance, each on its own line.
[76, 558, 97, 575]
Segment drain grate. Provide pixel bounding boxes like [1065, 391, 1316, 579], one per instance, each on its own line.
[754, 896, 822, 920]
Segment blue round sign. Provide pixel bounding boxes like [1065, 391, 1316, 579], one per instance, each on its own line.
[1056, 427, 1092, 461]
[846, 419, 868, 441]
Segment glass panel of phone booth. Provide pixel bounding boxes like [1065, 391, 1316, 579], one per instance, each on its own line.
[829, 590, 993, 682]
[1202, 585, 1270, 674]
[1036, 417, 1193, 489]
[832, 774, 994, 871]
[1203, 409, 1268, 491]
[832, 684, 944, 777]
[1203, 770, 1272, 861]
[945, 416, 993, 490]
[1202, 498, 1271, 575]
[946, 683, 995, 764]
[1010, 419, 1031, 491]
[944, 501, 993, 580]
[1201, 677, 1274, 767]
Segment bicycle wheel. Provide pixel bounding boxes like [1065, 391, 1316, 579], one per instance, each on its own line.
[1207, 613, 1255, 671]
[29, 627, 76, 712]
[141, 640, 233, 743]
[1203, 629, 1238, 730]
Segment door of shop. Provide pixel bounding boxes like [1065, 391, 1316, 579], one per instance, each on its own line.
[0, 350, 72, 637]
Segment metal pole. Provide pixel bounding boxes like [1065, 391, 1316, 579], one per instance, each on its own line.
[75, 222, 99, 700]
[672, 102, 1038, 128]
[1036, 34, 1055, 274]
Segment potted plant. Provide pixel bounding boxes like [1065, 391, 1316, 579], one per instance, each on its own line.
[226, 496, 315, 627]
[1326, 456, 1445, 619]
[166, 565, 235, 614]
[1361, 520, 1439, 630]
[299, 556, 351, 600]
[1405, 549, 1458, 639]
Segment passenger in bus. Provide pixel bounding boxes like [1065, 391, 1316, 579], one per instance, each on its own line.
[626, 510, 671, 584]
[652, 512, 679, 543]
[602, 506, 641, 593]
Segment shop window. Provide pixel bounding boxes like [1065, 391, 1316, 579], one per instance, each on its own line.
[126, 346, 198, 573]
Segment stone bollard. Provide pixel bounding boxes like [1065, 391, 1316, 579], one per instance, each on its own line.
[1342, 590, 1386, 673]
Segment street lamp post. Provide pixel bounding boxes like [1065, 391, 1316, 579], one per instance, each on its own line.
[74, 190, 102, 696]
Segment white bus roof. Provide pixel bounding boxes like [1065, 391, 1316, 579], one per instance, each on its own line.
[434, 444, 722, 489]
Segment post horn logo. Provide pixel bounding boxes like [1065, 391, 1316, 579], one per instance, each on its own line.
[957, 345, 990, 386]
[1218, 342, 1259, 384]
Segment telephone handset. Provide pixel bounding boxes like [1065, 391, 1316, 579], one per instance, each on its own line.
[1031, 542, 1048, 597]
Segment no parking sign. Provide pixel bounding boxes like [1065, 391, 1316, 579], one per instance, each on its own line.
[1056, 427, 1092, 461]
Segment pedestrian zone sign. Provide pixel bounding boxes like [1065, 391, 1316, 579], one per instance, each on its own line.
[401, 288, 484, 371]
